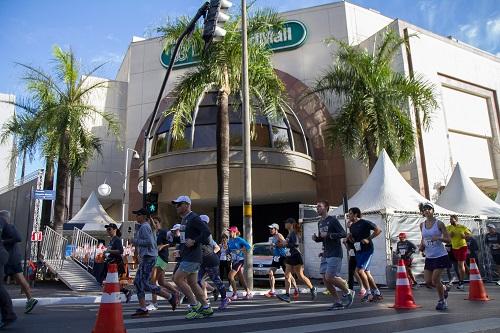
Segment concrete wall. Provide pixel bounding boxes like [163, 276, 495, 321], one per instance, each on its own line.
[0, 93, 17, 189]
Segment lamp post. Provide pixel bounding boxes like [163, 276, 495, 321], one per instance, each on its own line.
[123, 148, 140, 222]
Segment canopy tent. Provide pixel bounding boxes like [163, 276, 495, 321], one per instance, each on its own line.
[495, 192, 500, 204]
[65, 191, 118, 232]
[437, 163, 500, 217]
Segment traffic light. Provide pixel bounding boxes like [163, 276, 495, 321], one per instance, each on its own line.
[146, 192, 159, 215]
[202, 0, 232, 45]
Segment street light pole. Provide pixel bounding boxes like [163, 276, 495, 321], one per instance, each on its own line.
[122, 148, 139, 222]
[241, 0, 253, 290]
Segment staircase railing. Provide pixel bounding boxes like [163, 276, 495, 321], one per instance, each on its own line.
[40, 227, 68, 270]
[71, 227, 98, 270]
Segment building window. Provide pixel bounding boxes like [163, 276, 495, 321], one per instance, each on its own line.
[193, 124, 216, 148]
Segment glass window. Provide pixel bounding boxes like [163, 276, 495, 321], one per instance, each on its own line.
[292, 131, 307, 154]
[156, 115, 173, 134]
[169, 127, 191, 151]
[193, 124, 216, 148]
[195, 106, 217, 125]
[272, 126, 291, 150]
[154, 132, 168, 155]
[251, 124, 271, 147]
[230, 124, 243, 146]
[269, 116, 287, 128]
[229, 108, 242, 123]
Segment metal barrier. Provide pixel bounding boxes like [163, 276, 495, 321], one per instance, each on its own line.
[40, 227, 68, 271]
[71, 227, 98, 270]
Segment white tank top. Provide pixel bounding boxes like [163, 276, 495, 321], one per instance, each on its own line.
[421, 219, 448, 258]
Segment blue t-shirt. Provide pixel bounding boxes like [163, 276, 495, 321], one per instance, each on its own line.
[228, 236, 251, 262]
[271, 235, 287, 257]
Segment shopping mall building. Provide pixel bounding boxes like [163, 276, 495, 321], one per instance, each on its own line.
[73, 1, 500, 241]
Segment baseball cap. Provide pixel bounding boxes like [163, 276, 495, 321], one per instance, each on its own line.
[105, 223, 118, 229]
[487, 223, 496, 229]
[422, 202, 434, 210]
[171, 195, 192, 205]
[268, 223, 279, 230]
[171, 224, 181, 231]
[227, 226, 239, 233]
[398, 232, 406, 238]
[132, 208, 148, 215]
[200, 215, 210, 223]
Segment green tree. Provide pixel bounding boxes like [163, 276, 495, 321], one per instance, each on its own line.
[311, 29, 438, 170]
[157, 8, 288, 233]
[1, 46, 119, 231]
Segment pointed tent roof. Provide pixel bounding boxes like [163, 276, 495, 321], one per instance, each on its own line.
[332, 150, 455, 215]
[495, 192, 500, 204]
[436, 163, 500, 217]
[66, 191, 118, 231]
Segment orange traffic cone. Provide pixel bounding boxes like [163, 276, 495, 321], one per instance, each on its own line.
[92, 264, 127, 333]
[389, 259, 421, 309]
[466, 258, 490, 301]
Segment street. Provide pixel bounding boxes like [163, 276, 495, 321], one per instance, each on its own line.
[8, 284, 500, 333]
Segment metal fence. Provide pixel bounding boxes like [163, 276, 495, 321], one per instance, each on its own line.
[70, 227, 98, 270]
[40, 227, 68, 270]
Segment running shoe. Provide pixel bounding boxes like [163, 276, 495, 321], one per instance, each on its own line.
[496, 280, 500, 286]
[243, 292, 253, 300]
[456, 283, 465, 290]
[25, 298, 38, 314]
[188, 306, 214, 319]
[0, 319, 16, 329]
[372, 293, 383, 302]
[444, 285, 449, 300]
[277, 294, 291, 303]
[264, 290, 276, 298]
[322, 289, 331, 295]
[361, 294, 373, 303]
[230, 293, 238, 301]
[125, 290, 133, 303]
[358, 288, 366, 298]
[185, 303, 202, 320]
[435, 299, 448, 311]
[146, 303, 158, 311]
[212, 288, 219, 302]
[169, 293, 178, 311]
[218, 297, 231, 310]
[328, 302, 345, 311]
[293, 289, 299, 301]
[343, 289, 355, 308]
[310, 287, 318, 300]
[131, 308, 149, 317]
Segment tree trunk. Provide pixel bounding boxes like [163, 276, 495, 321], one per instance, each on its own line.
[216, 89, 230, 237]
[365, 137, 378, 172]
[40, 159, 54, 230]
[53, 134, 69, 232]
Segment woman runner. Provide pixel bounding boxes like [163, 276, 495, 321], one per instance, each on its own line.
[103, 223, 132, 302]
[227, 226, 252, 300]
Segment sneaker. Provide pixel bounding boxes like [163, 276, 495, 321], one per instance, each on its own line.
[322, 289, 331, 295]
[358, 288, 366, 298]
[343, 289, 355, 308]
[131, 308, 149, 317]
[230, 293, 238, 301]
[179, 292, 186, 304]
[361, 294, 373, 303]
[0, 319, 16, 329]
[457, 283, 465, 290]
[244, 292, 253, 300]
[125, 290, 133, 303]
[277, 294, 291, 303]
[293, 289, 299, 300]
[412, 283, 419, 289]
[435, 299, 448, 311]
[328, 302, 345, 311]
[218, 297, 231, 310]
[264, 290, 276, 298]
[496, 280, 500, 286]
[168, 293, 178, 311]
[372, 293, 383, 302]
[310, 287, 318, 300]
[199, 306, 214, 318]
[185, 303, 202, 320]
[444, 285, 449, 300]
[212, 288, 219, 302]
[146, 303, 158, 311]
[25, 298, 38, 314]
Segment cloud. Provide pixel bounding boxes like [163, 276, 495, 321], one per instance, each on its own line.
[459, 23, 479, 43]
[91, 51, 123, 65]
[417, 0, 438, 29]
[486, 17, 500, 37]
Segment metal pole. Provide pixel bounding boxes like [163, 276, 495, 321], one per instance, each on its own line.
[122, 148, 129, 222]
[241, 0, 253, 290]
[142, 2, 210, 210]
[23, 186, 34, 277]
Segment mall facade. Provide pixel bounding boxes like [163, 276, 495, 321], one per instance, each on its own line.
[73, 1, 500, 241]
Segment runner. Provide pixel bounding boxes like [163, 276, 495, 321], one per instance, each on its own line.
[446, 215, 471, 290]
[0, 211, 16, 328]
[227, 226, 252, 300]
[444, 242, 459, 287]
[103, 223, 132, 302]
[265, 223, 298, 299]
[347, 207, 383, 303]
[395, 232, 418, 287]
[343, 237, 364, 295]
[276, 218, 317, 303]
[218, 233, 231, 282]
[485, 223, 500, 285]
[131, 208, 177, 317]
[171, 195, 214, 320]
[313, 201, 354, 310]
[0, 210, 38, 314]
[419, 202, 451, 311]
[198, 215, 230, 310]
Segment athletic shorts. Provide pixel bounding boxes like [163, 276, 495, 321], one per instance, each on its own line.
[231, 260, 244, 272]
[452, 246, 468, 262]
[4, 262, 22, 276]
[270, 256, 287, 271]
[286, 253, 304, 266]
[178, 261, 200, 274]
[424, 255, 451, 271]
[155, 256, 169, 271]
[320, 256, 342, 276]
[355, 251, 373, 270]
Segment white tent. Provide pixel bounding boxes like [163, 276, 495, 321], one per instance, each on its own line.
[495, 192, 500, 204]
[303, 150, 459, 284]
[66, 191, 118, 231]
[437, 163, 500, 217]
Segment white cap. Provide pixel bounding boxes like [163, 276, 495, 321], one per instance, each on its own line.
[487, 223, 496, 229]
[268, 223, 279, 230]
[171, 224, 181, 231]
[171, 195, 192, 205]
[200, 215, 210, 223]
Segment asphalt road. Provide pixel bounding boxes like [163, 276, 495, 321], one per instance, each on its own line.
[7, 283, 500, 333]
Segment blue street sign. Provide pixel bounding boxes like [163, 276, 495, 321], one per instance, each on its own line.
[34, 190, 56, 200]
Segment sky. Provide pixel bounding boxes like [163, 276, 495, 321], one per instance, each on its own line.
[0, 0, 499, 176]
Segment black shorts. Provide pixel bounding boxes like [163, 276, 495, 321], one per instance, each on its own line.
[4, 262, 22, 276]
[286, 253, 303, 266]
[270, 256, 287, 270]
[424, 255, 451, 271]
[231, 260, 244, 272]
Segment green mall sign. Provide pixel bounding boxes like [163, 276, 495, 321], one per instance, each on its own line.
[160, 20, 307, 69]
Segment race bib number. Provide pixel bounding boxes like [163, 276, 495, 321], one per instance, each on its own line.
[180, 232, 186, 244]
[285, 249, 291, 257]
[354, 242, 361, 251]
[399, 249, 406, 255]
[273, 256, 280, 262]
[425, 240, 436, 247]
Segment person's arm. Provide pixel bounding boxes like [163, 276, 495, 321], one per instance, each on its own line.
[134, 226, 152, 246]
[419, 222, 425, 252]
[239, 237, 251, 252]
[362, 221, 381, 244]
[436, 221, 451, 243]
[326, 218, 347, 240]
[2, 224, 21, 246]
[277, 233, 286, 247]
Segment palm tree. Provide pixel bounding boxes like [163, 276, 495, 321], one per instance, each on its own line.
[311, 29, 438, 170]
[157, 8, 288, 233]
[1, 46, 119, 231]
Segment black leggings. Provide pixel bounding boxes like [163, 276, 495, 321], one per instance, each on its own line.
[348, 255, 357, 290]
[219, 260, 231, 281]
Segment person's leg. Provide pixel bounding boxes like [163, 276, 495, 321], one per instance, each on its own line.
[268, 267, 276, 292]
[206, 266, 226, 299]
[432, 268, 445, 299]
[294, 265, 313, 289]
[13, 273, 33, 300]
[406, 266, 417, 285]
[457, 260, 466, 284]
[348, 256, 355, 289]
[0, 250, 16, 325]
[174, 269, 197, 306]
[133, 260, 148, 309]
[185, 272, 209, 307]
[156, 269, 177, 293]
[228, 269, 238, 296]
[356, 268, 370, 291]
[236, 270, 250, 294]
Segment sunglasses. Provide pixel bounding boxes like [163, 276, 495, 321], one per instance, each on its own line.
[175, 202, 186, 207]
[106, 228, 113, 231]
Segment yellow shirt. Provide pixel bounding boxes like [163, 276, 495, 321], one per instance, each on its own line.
[446, 224, 471, 249]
